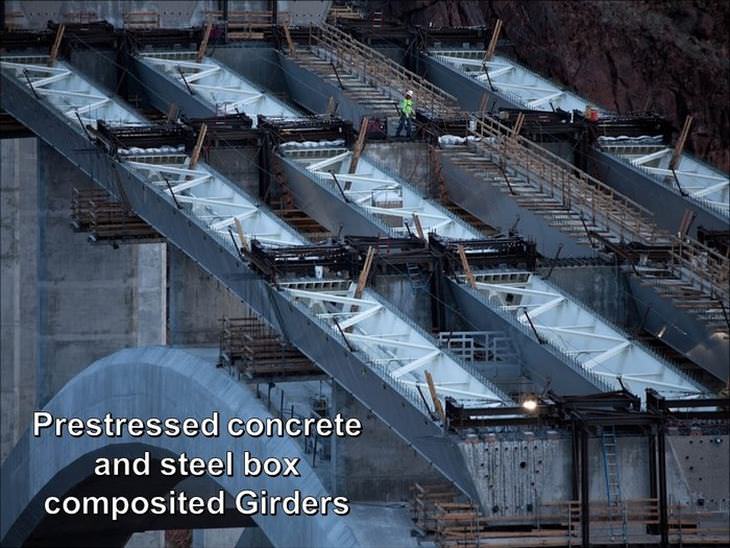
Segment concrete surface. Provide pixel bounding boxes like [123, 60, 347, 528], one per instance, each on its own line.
[1, 139, 166, 462]
[0, 138, 39, 463]
[536, 265, 640, 330]
[364, 143, 431, 196]
[34, 142, 166, 406]
[330, 383, 443, 502]
[461, 431, 730, 516]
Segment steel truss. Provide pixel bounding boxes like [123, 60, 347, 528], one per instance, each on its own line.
[124, 154, 305, 248]
[431, 50, 593, 113]
[0, 56, 144, 128]
[279, 141, 711, 400]
[461, 271, 706, 401]
[1, 53, 512, 420]
[429, 49, 729, 220]
[599, 143, 729, 218]
[284, 147, 482, 240]
[137, 51, 300, 123]
[280, 279, 509, 409]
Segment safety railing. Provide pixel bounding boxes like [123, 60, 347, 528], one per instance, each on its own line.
[470, 115, 662, 245]
[469, 115, 729, 306]
[308, 23, 462, 118]
[669, 237, 730, 305]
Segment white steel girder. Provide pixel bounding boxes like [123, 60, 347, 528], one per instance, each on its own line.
[0, 56, 305, 250]
[466, 271, 706, 400]
[432, 51, 594, 114]
[0, 48, 516, 427]
[137, 51, 300, 124]
[281, 281, 509, 408]
[0, 56, 145, 128]
[285, 148, 483, 240]
[124, 155, 306, 248]
[601, 144, 729, 218]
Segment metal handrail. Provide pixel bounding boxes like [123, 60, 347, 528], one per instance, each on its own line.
[309, 23, 461, 117]
[468, 117, 729, 303]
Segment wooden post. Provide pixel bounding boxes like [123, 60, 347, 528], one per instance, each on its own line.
[412, 213, 425, 241]
[677, 209, 696, 239]
[478, 93, 489, 118]
[354, 246, 376, 299]
[457, 244, 477, 289]
[511, 112, 525, 139]
[234, 218, 249, 252]
[670, 115, 693, 170]
[326, 96, 337, 116]
[282, 23, 296, 56]
[348, 117, 369, 175]
[189, 123, 207, 168]
[196, 21, 213, 62]
[166, 103, 179, 122]
[424, 371, 445, 420]
[484, 19, 502, 62]
[48, 24, 66, 66]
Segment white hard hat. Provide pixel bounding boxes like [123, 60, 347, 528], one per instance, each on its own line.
[406, 90, 414, 97]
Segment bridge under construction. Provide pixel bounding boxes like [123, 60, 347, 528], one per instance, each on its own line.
[1, 2, 728, 548]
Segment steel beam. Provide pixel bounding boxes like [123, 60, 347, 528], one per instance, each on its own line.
[1, 59, 486, 501]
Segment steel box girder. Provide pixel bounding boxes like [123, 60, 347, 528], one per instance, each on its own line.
[0, 69, 481, 502]
[443, 277, 612, 396]
[276, 155, 613, 396]
[130, 53, 216, 119]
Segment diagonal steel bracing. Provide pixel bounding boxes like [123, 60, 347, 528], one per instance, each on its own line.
[277, 144, 711, 401]
[430, 50, 594, 114]
[428, 49, 730, 222]
[282, 280, 508, 407]
[283, 147, 482, 240]
[136, 51, 300, 123]
[599, 143, 729, 219]
[1, 54, 515, 500]
[462, 271, 706, 400]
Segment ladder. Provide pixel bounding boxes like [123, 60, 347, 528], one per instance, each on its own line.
[601, 426, 628, 542]
[405, 263, 429, 292]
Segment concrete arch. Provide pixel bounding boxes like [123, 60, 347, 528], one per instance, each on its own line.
[1, 347, 360, 548]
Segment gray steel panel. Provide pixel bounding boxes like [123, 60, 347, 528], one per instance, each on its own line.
[277, 53, 372, 125]
[587, 149, 727, 236]
[279, 155, 390, 237]
[439, 152, 597, 258]
[444, 278, 612, 395]
[421, 54, 520, 113]
[130, 55, 217, 119]
[0, 71, 480, 502]
[627, 275, 729, 382]
[276, 153, 609, 395]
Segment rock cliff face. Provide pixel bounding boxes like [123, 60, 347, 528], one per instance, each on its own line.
[374, 0, 729, 171]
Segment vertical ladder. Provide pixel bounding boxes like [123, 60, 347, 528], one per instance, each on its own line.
[405, 263, 429, 292]
[601, 426, 628, 542]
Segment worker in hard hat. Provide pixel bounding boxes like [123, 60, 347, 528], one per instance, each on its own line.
[395, 90, 415, 139]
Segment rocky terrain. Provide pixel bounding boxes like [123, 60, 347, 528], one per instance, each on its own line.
[370, 0, 729, 171]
